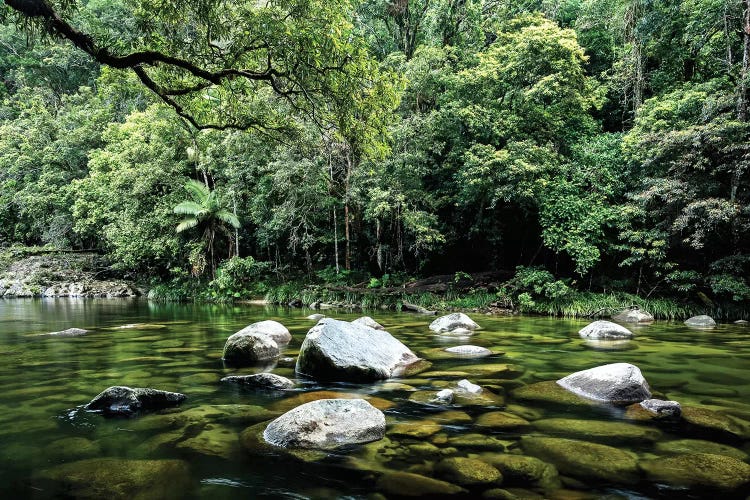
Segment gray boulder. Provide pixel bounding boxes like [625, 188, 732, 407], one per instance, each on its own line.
[612, 308, 654, 324]
[296, 318, 424, 382]
[685, 315, 716, 328]
[578, 320, 633, 339]
[223, 332, 279, 366]
[220, 373, 295, 390]
[85, 386, 186, 416]
[44, 327, 88, 337]
[235, 320, 291, 344]
[444, 345, 492, 357]
[429, 313, 480, 333]
[351, 316, 385, 330]
[640, 399, 681, 418]
[557, 362, 651, 405]
[263, 398, 385, 449]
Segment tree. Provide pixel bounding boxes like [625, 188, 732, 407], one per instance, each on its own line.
[174, 179, 240, 278]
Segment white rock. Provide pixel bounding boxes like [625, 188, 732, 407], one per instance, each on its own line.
[429, 313, 480, 333]
[579, 320, 633, 339]
[444, 345, 492, 357]
[306, 314, 325, 321]
[456, 379, 483, 395]
[236, 320, 291, 344]
[557, 363, 651, 405]
[351, 316, 385, 330]
[431, 389, 455, 404]
[684, 315, 716, 328]
[612, 309, 654, 324]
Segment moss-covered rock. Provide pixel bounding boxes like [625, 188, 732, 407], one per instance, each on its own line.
[434, 457, 503, 486]
[639, 453, 750, 492]
[655, 439, 748, 460]
[479, 453, 560, 489]
[530, 418, 661, 443]
[680, 406, 750, 441]
[432, 410, 473, 424]
[43, 437, 102, 462]
[445, 434, 515, 452]
[476, 412, 530, 431]
[520, 437, 639, 484]
[375, 471, 466, 496]
[35, 458, 191, 500]
[511, 381, 593, 409]
[175, 423, 239, 459]
[389, 419, 443, 438]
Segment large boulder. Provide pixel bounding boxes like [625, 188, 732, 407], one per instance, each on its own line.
[85, 386, 186, 416]
[263, 398, 385, 450]
[556, 363, 651, 405]
[234, 320, 291, 344]
[220, 373, 295, 390]
[296, 318, 426, 382]
[222, 332, 279, 366]
[612, 308, 654, 324]
[351, 316, 385, 330]
[429, 313, 480, 333]
[685, 315, 717, 328]
[578, 320, 633, 339]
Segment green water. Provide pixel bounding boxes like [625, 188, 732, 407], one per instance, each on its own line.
[1, 299, 749, 499]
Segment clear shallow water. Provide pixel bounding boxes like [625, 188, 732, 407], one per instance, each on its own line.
[0, 299, 749, 499]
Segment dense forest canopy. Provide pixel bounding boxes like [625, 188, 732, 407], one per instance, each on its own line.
[0, 0, 749, 304]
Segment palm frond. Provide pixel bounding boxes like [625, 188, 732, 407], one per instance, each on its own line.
[216, 209, 240, 229]
[184, 179, 210, 203]
[173, 201, 205, 216]
[176, 217, 199, 233]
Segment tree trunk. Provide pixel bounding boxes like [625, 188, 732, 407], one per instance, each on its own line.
[738, 0, 750, 122]
[344, 151, 352, 271]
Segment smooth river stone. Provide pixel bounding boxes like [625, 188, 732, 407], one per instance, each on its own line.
[434, 457, 502, 486]
[445, 345, 492, 357]
[680, 406, 750, 441]
[388, 419, 443, 438]
[655, 439, 749, 460]
[479, 453, 560, 489]
[556, 363, 651, 405]
[578, 320, 633, 339]
[235, 320, 292, 344]
[684, 315, 717, 328]
[375, 471, 466, 497]
[220, 373, 295, 390]
[476, 411, 531, 431]
[639, 453, 750, 492]
[531, 418, 661, 443]
[429, 313, 480, 333]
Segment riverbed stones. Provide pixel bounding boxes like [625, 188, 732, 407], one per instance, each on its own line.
[389, 419, 443, 438]
[612, 308, 654, 324]
[43, 327, 89, 337]
[476, 411, 531, 431]
[680, 406, 749, 441]
[556, 363, 651, 405]
[84, 386, 186, 416]
[531, 418, 661, 443]
[640, 398, 681, 417]
[512, 381, 592, 409]
[222, 331, 279, 365]
[684, 315, 716, 328]
[445, 345, 492, 357]
[429, 313, 480, 333]
[36, 458, 191, 499]
[521, 436, 639, 484]
[656, 439, 749, 460]
[296, 318, 426, 382]
[479, 454, 560, 489]
[375, 471, 466, 497]
[351, 316, 385, 330]
[263, 398, 386, 450]
[639, 453, 750, 492]
[578, 320, 633, 339]
[220, 373, 295, 390]
[235, 320, 291, 344]
[435, 457, 502, 486]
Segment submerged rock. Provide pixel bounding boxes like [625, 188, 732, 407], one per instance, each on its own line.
[263, 398, 385, 450]
[235, 320, 291, 344]
[389, 419, 443, 438]
[222, 331, 279, 366]
[639, 453, 750, 492]
[556, 363, 651, 405]
[296, 318, 426, 382]
[640, 399, 681, 418]
[479, 454, 560, 489]
[446, 434, 514, 452]
[512, 381, 593, 409]
[612, 308, 654, 324]
[521, 436, 639, 484]
[429, 313, 480, 333]
[444, 345, 492, 357]
[476, 411, 530, 431]
[220, 373, 295, 390]
[655, 439, 749, 460]
[85, 386, 186, 416]
[306, 314, 325, 321]
[35, 458, 191, 499]
[578, 320, 633, 339]
[375, 471, 466, 497]
[43, 327, 89, 337]
[684, 315, 716, 328]
[681, 406, 750, 441]
[531, 418, 661, 443]
[435, 457, 502, 486]
[175, 423, 239, 459]
[351, 316, 385, 330]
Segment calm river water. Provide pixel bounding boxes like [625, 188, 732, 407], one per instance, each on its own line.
[0, 299, 748, 499]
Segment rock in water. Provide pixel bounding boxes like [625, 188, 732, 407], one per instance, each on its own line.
[640, 399, 681, 417]
[85, 386, 186, 416]
[234, 320, 291, 344]
[220, 373, 295, 390]
[296, 318, 425, 382]
[640, 453, 750, 492]
[578, 320, 633, 339]
[432, 389, 455, 404]
[223, 332, 279, 366]
[444, 345, 492, 357]
[456, 379, 483, 395]
[612, 308, 654, 324]
[685, 315, 717, 328]
[351, 316, 385, 330]
[306, 314, 325, 321]
[556, 363, 651, 405]
[43, 327, 89, 337]
[263, 398, 385, 449]
[429, 313, 480, 333]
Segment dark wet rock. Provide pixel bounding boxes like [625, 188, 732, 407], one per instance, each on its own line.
[389, 419, 443, 438]
[444, 345, 492, 357]
[263, 398, 385, 449]
[435, 457, 502, 486]
[296, 318, 426, 382]
[578, 320, 633, 339]
[639, 453, 750, 492]
[375, 471, 466, 497]
[612, 308, 654, 324]
[556, 363, 651, 405]
[479, 454, 560, 489]
[521, 436, 639, 484]
[235, 320, 291, 344]
[43, 327, 89, 337]
[531, 418, 661, 443]
[681, 406, 750, 441]
[640, 399, 681, 417]
[222, 332, 279, 366]
[476, 411, 531, 431]
[351, 316, 385, 330]
[35, 458, 191, 499]
[220, 373, 295, 390]
[656, 439, 748, 460]
[85, 386, 186, 416]
[684, 315, 716, 328]
[429, 313, 480, 333]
